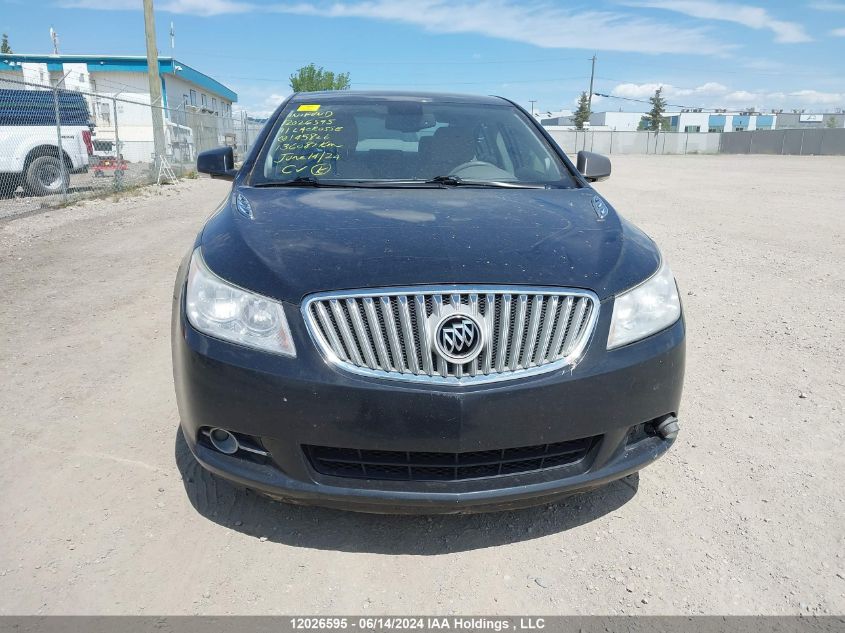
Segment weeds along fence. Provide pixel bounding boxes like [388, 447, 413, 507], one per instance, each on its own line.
[0, 74, 264, 217]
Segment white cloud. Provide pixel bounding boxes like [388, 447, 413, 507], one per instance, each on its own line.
[58, 0, 732, 55]
[831, 27, 845, 36]
[235, 90, 289, 118]
[810, 1, 845, 11]
[161, 0, 254, 15]
[607, 81, 844, 111]
[259, 92, 288, 114]
[783, 89, 845, 106]
[269, 1, 732, 55]
[722, 90, 759, 103]
[624, 0, 812, 43]
[611, 81, 729, 100]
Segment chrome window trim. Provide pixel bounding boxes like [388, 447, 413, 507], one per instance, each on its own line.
[301, 285, 600, 386]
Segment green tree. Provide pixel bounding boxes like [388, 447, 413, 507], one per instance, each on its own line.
[641, 87, 668, 131]
[1, 33, 12, 54]
[572, 91, 591, 130]
[289, 64, 350, 92]
[826, 116, 838, 129]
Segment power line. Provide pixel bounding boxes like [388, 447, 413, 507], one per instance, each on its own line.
[593, 93, 719, 111]
[592, 92, 780, 113]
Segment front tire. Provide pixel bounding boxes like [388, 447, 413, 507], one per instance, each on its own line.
[25, 156, 69, 196]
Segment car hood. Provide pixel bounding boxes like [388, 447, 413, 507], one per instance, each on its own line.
[199, 186, 660, 304]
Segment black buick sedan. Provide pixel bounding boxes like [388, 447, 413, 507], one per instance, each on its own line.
[172, 91, 685, 513]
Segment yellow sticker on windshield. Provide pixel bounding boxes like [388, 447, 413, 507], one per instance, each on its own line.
[297, 104, 321, 111]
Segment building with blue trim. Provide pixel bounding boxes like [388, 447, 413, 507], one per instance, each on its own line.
[0, 54, 238, 161]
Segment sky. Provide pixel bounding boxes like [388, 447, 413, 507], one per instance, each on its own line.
[1, 0, 844, 117]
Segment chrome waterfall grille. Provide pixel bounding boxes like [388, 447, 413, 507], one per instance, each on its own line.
[303, 286, 599, 384]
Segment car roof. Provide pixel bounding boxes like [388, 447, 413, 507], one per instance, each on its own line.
[288, 91, 510, 106]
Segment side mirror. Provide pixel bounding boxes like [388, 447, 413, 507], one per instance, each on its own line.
[197, 146, 237, 180]
[576, 151, 611, 182]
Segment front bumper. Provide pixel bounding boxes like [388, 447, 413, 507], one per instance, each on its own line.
[172, 269, 685, 514]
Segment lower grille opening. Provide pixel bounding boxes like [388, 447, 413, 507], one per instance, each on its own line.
[304, 436, 598, 482]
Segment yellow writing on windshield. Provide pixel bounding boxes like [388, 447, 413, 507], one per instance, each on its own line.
[272, 109, 345, 177]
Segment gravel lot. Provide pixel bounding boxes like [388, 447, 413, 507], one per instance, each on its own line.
[1, 155, 843, 615]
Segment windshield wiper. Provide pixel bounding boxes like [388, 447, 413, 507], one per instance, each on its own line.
[254, 176, 349, 188]
[255, 176, 549, 189]
[424, 175, 545, 189]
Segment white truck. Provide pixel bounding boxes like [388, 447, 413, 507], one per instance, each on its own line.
[0, 88, 93, 196]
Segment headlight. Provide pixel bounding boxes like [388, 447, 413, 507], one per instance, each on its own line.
[185, 248, 296, 357]
[607, 259, 681, 349]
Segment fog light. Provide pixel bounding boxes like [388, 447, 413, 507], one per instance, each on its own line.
[209, 428, 239, 454]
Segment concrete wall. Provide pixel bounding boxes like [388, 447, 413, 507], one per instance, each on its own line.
[720, 128, 845, 155]
[547, 130, 721, 155]
[775, 113, 845, 129]
[590, 112, 643, 131]
[546, 128, 845, 156]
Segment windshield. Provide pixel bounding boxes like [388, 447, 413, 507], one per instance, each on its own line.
[253, 100, 577, 188]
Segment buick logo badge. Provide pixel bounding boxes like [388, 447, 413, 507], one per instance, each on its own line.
[434, 313, 484, 364]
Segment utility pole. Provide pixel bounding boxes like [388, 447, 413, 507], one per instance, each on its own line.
[49, 27, 60, 55]
[143, 0, 167, 170]
[51, 70, 72, 203]
[587, 54, 596, 111]
[529, 100, 537, 117]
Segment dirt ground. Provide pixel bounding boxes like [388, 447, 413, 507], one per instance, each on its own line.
[0, 162, 187, 221]
[1, 155, 843, 615]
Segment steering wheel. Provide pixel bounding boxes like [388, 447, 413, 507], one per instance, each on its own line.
[449, 160, 499, 176]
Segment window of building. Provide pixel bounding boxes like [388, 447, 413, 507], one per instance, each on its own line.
[183, 94, 189, 106]
[201, 93, 207, 107]
[708, 126, 722, 133]
[212, 97, 218, 115]
[684, 125, 701, 133]
[98, 101, 111, 126]
[190, 90, 197, 106]
[734, 126, 745, 132]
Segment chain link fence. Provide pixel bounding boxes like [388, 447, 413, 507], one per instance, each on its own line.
[0, 75, 264, 218]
